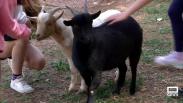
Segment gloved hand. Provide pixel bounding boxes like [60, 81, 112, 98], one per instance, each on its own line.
[15, 5, 28, 24]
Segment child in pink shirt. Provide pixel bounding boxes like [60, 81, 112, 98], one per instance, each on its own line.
[0, 0, 31, 52]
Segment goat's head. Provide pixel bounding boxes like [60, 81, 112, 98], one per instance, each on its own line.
[63, 0, 100, 32]
[63, 11, 101, 35]
[30, 6, 64, 41]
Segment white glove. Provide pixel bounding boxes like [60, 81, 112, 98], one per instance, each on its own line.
[15, 5, 28, 24]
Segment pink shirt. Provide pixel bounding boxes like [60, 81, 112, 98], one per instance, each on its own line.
[0, 0, 31, 52]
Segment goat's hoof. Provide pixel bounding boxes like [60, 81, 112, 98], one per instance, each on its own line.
[68, 89, 76, 92]
[68, 86, 76, 92]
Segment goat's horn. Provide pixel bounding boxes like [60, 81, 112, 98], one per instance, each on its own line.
[65, 6, 79, 16]
[84, 0, 88, 13]
[49, 7, 62, 16]
[55, 11, 64, 20]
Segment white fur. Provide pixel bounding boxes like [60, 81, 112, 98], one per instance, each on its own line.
[92, 9, 121, 27]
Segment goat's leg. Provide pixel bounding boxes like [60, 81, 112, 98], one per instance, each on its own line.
[69, 67, 79, 91]
[68, 59, 87, 92]
[87, 71, 102, 103]
[79, 71, 93, 103]
[129, 60, 137, 95]
[78, 78, 87, 93]
[90, 71, 102, 90]
[129, 50, 141, 95]
[68, 59, 79, 91]
[113, 62, 127, 95]
[114, 68, 119, 82]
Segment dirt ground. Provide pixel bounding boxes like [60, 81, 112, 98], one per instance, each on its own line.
[1, 0, 183, 103]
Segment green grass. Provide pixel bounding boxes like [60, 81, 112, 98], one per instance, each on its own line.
[50, 73, 144, 103]
[18, 95, 32, 103]
[177, 98, 183, 103]
[31, 70, 49, 83]
[165, 96, 183, 103]
[95, 80, 114, 99]
[48, 99, 62, 103]
[0, 81, 9, 89]
[96, 99, 125, 103]
[136, 75, 144, 90]
[143, 3, 169, 23]
[0, 100, 8, 103]
[59, 92, 85, 103]
[51, 60, 69, 72]
[159, 27, 171, 35]
[140, 1, 173, 64]
[142, 39, 172, 63]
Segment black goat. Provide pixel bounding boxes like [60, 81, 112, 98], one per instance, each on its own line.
[64, 11, 143, 103]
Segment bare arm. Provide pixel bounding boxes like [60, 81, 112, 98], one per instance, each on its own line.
[107, 0, 152, 24]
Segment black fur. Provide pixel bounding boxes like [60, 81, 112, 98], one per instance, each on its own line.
[64, 11, 143, 103]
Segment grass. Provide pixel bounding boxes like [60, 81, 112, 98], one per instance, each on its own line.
[18, 95, 32, 103]
[1, 0, 183, 103]
[50, 60, 70, 72]
[143, 2, 170, 23]
[0, 100, 8, 103]
[59, 92, 85, 103]
[0, 81, 10, 89]
[142, 39, 172, 63]
[159, 27, 172, 35]
[95, 80, 114, 99]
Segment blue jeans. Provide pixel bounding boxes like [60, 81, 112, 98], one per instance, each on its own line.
[168, 0, 183, 52]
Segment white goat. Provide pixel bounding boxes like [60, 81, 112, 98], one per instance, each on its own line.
[30, 7, 120, 92]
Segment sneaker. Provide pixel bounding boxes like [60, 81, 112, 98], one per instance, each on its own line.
[10, 77, 34, 93]
[154, 51, 183, 68]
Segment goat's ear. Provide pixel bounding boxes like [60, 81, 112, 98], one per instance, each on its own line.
[63, 20, 73, 26]
[91, 11, 101, 20]
[55, 11, 64, 21]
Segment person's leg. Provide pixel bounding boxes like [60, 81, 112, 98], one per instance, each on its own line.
[0, 41, 14, 59]
[7, 40, 45, 93]
[8, 39, 34, 93]
[154, 0, 183, 67]
[24, 43, 45, 70]
[11, 39, 29, 75]
[168, 0, 183, 52]
[0, 40, 14, 83]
